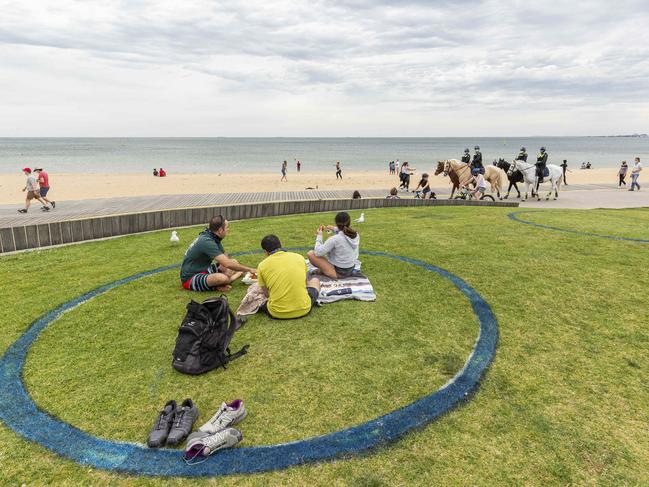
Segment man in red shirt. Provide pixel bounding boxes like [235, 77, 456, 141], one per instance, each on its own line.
[34, 168, 55, 209]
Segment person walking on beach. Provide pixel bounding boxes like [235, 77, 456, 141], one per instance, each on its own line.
[34, 168, 55, 209]
[281, 160, 288, 182]
[629, 157, 642, 191]
[395, 159, 400, 175]
[335, 161, 342, 179]
[516, 147, 528, 162]
[618, 161, 628, 187]
[297, 160, 301, 172]
[18, 167, 49, 213]
[560, 160, 569, 185]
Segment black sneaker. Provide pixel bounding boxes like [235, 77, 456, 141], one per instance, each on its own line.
[147, 400, 176, 448]
[18, 209, 27, 213]
[41, 206, 50, 211]
[51, 201, 56, 209]
[167, 399, 199, 446]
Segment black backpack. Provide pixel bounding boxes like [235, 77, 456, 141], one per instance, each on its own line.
[172, 297, 249, 375]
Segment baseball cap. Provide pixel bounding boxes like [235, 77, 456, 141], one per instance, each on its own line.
[22, 167, 31, 173]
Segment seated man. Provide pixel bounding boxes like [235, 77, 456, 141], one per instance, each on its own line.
[180, 215, 256, 292]
[257, 235, 320, 319]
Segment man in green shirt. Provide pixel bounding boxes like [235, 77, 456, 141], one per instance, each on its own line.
[257, 235, 320, 319]
[180, 215, 256, 292]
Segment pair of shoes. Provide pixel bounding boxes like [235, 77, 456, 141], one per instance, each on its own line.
[147, 399, 199, 448]
[184, 399, 246, 463]
[18, 209, 27, 213]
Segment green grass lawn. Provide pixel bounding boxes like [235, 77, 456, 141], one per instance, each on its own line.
[1, 206, 648, 486]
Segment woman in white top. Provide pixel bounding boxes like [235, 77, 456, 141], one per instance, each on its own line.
[307, 212, 360, 279]
[630, 157, 642, 191]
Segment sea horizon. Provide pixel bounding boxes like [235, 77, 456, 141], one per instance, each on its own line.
[1, 136, 647, 174]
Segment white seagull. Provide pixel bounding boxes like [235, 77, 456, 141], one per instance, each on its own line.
[170, 231, 180, 244]
[354, 213, 365, 223]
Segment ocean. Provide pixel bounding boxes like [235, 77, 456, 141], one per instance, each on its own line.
[0, 137, 647, 174]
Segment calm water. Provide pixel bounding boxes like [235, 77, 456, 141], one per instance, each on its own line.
[1, 137, 647, 174]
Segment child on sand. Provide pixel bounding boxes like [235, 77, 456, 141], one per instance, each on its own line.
[335, 161, 342, 179]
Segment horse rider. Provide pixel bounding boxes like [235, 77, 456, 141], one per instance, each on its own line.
[536, 146, 548, 187]
[461, 148, 471, 165]
[471, 145, 485, 174]
[516, 146, 528, 162]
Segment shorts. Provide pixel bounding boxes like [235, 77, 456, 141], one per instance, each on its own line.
[40, 187, 50, 197]
[476, 187, 486, 193]
[181, 263, 221, 292]
[334, 265, 356, 278]
[259, 286, 319, 319]
[422, 187, 431, 194]
[27, 190, 41, 200]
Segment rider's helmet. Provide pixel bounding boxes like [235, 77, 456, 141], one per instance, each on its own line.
[471, 168, 480, 175]
[422, 173, 429, 178]
[474, 145, 480, 150]
[464, 148, 470, 153]
[520, 146, 526, 152]
[540, 146, 546, 152]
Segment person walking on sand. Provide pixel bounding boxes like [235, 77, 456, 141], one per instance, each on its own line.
[629, 157, 642, 191]
[560, 160, 569, 185]
[281, 160, 288, 182]
[34, 168, 55, 209]
[297, 160, 301, 172]
[18, 167, 49, 213]
[335, 161, 342, 179]
[618, 161, 628, 187]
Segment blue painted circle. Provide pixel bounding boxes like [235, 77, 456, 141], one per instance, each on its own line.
[0, 249, 498, 477]
[509, 210, 649, 243]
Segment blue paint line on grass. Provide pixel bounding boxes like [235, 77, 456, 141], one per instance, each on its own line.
[0, 249, 498, 477]
[508, 210, 649, 243]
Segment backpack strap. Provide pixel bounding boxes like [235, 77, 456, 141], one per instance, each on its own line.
[221, 305, 249, 366]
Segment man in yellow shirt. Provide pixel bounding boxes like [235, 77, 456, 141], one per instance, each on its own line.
[257, 235, 320, 319]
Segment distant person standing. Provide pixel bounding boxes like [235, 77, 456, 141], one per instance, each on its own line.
[34, 168, 55, 209]
[516, 147, 528, 162]
[618, 161, 628, 187]
[153, 168, 159, 176]
[297, 160, 301, 172]
[461, 148, 471, 165]
[159, 168, 166, 177]
[395, 159, 400, 174]
[18, 167, 49, 213]
[629, 157, 642, 191]
[281, 160, 288, 182]
[560, 160, 569, 185]
[335, 161, 342, 179]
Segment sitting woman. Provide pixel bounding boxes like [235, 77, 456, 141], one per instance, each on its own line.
[307, 212, 360, 279]
[386, 187, 400, 199]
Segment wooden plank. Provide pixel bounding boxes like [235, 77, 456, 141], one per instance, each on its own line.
[37, 224, 51, 248]
[25, 225, 39, 249]
[0, 228, 15, 253]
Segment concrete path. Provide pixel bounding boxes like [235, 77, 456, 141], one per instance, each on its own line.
[1, 184, 647, 229]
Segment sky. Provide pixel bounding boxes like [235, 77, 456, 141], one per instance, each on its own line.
[1, 0, 648, 136]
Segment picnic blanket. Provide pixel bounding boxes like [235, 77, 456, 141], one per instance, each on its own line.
[316, 273, 376, 304]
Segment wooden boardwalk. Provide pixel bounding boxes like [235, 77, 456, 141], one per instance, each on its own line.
[0, 184, 618, 229]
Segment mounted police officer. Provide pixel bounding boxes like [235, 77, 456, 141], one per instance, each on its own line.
[516, 146, 528, 162]
[536, 146, 548, 187]
[471, 145, 484, 174]
[461, 148, 470, 165]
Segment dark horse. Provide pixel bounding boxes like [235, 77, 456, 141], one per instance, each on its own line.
[495, 158, 523, 199]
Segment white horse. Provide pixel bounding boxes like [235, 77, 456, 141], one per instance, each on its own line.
[510, 159, 562, 201]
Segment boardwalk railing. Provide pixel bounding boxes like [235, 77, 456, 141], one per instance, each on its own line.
[0, 197, 517, 254]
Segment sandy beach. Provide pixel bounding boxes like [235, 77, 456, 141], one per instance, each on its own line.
[0, 168, 627, 205]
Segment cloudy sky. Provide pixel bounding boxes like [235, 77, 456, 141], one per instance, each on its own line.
[1, 0, 648, 136]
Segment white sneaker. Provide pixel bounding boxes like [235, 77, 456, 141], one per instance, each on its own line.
[199, 399, 247, 434]
[184, 428, 242, 462]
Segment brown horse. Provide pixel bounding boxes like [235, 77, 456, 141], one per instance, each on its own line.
[435, 159, 506, 199]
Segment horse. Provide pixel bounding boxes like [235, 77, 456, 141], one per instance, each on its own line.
[436, 159, 506, 199]
[510, 159, 562, 200]
[494, 158, 524, 199]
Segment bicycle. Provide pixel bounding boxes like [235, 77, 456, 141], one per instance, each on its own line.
[453, 186, 495, 201]
[413, 189, 437, 200]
